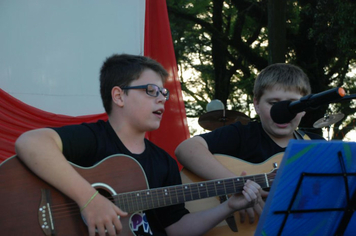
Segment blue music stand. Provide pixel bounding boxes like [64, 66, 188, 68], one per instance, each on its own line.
[255, 140, 356, 236]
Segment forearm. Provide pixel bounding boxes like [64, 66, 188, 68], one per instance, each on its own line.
[166, 180, 262, 236]
[166, 200, 234, 236]
[15, 129, 96, 206]
[175, 136, 236, 179]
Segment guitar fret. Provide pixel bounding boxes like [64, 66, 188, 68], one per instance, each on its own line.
[235, 178, 244, 192]
[224, 179, 233, 193]
[136, 191, 143, 210]
[150, 189, 159, 209]
[139, 190, 147, 210]
[160, 188, 167, 206]
[155, 188, 164, 207]
[213, 181, 218, 196]
[183, 184, 193, 202]
[176, 185, 185, 203]
[215, 180, 226, 196]
[231, 178, 236, 193]
[131, 192, 138, 212]
[124, 194, 130, 212]
[190, 183, 199, 200]
[198, 183, 207, 199]
[223, 179, 228, 194]
[118, 194, 129, 211]
[117, 195, 125, 212]
[126, 192, 133, 212]
[164, 188, 171, 206]
[236, 177, 244, 192]
[145, 190, 152, 210]
[206, 181, 216, 197]
[244, 176, 255, 182]
[169, 187, 178, 205]
[146, 190, 153, 209]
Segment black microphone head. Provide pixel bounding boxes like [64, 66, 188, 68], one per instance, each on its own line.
[270, 100, 296, 124]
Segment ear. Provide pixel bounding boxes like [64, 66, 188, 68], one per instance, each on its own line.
[253, 97, 260, 114]
[111, 86, 125, 107]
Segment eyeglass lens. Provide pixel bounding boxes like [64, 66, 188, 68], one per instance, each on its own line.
[147, 84, 169, 98]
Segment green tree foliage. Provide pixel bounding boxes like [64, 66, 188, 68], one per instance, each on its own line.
[167, 0, 356, 139]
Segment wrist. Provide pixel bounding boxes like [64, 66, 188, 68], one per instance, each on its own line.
[80, 191, 99, 212]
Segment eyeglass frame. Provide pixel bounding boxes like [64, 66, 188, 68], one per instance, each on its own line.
[121, 84, 170, 100]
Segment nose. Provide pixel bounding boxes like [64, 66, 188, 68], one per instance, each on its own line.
[156, 92, 167, 103]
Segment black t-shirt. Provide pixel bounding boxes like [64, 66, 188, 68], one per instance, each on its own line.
[52, 120, 189, 236]
[199, 121, 324, 163]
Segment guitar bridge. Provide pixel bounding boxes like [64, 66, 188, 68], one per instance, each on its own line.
[39, 189, 55, 236]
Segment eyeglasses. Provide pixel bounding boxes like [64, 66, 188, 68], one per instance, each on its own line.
[121, 84, 170, 100]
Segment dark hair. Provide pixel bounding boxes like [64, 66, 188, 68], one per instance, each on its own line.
[253, 63, 311, 102]
[100, 54, 169, 114]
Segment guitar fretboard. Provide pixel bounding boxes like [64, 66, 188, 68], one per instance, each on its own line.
[113, 173, 273, 213]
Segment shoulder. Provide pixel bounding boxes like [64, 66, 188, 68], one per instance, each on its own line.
[199, 120, 259, 138]
[51, 119, 108, 132]
[230, 120, 263, 136]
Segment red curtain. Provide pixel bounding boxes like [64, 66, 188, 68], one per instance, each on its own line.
[0, 89, 108, 161]
[144, 0, 190, 169]
[0, 1, 189, 169]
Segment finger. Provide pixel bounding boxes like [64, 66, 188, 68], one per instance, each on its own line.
[242, 190, 257, 218]
[88, 225, 96, 236]
[257, 196, 265, 211]
[239, 210, 246, 223]
[116, 207, 128, 217]
[242, 188, 253, 203]
[96, 224, 106, 236]
[245, 180, 262, 193]
[260, 197, 265, 208]
[113, 214, 123, 234]
[240, 170, 247, 176]
[261, 189, 269, 198]
[242, 187, 258, 207]
[254, 203, 263, 215]
[246, 207, 255, 224]
[105, 221, 116, 236]
[243, 185, 258, 201]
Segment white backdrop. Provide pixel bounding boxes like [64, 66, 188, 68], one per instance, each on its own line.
[0, 0, 145, 116]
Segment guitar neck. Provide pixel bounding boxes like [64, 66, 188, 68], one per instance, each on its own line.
[114, 172, 273, 213]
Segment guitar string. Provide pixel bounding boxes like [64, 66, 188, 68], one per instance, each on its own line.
[114, 174, 272, 212]
[48, 174, 273, 218]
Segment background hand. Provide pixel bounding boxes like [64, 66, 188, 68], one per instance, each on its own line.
[238, 171, 267, 223]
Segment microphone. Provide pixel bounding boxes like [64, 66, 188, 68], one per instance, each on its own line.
[270, 87, 346, 124]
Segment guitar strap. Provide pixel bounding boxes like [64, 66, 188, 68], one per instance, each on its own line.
[294, 129, 311, 140]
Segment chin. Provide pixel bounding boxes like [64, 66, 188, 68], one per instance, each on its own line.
[147, 124, 160, 131]
[274, 129, 293, 137]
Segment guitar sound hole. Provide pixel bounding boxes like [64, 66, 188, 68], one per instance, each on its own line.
[80, 182, 120, 233]
[97, 188, 113, 203]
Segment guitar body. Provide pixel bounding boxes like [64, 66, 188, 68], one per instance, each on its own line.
[0, 154, 148, 236]
[181, 153, 283, 236]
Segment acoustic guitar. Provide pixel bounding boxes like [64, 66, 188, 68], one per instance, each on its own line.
[181, 153, 283, 236]
[0, 154, 277, 236]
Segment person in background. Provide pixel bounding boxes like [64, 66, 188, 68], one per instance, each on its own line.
[15, 53, 263, 236]
[175, 63, 324, 224]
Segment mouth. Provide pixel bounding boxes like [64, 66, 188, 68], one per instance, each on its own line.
[275, 123, 289, 128]
[153, 109, 164, 117]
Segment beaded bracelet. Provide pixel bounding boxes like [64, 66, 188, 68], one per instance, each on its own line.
[80, 191, 99, 212]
